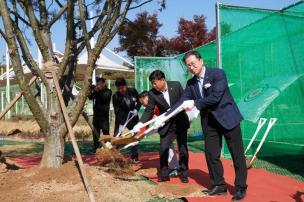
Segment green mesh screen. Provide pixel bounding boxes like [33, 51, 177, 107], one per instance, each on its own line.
[219, 2, 304, 158]
[135, 2, 304, 158]
[0, 85, 35, 118]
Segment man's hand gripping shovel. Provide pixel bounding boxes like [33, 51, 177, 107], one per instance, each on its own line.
[110, 114, 165, 148]
[111, 100, 199, 150]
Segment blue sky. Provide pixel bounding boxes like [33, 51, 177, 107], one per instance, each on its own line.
[0, 0, 300, 62]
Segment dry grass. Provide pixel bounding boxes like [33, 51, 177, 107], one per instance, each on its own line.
[0, 120, 40, 135]
[0, 112, 128, 139]
[0, 120, 93, 139]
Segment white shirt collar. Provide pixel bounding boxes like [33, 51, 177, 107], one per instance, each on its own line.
[196, 66, 206, 80]
[161, 82, 168, 93]
[161, 82, 170, 106]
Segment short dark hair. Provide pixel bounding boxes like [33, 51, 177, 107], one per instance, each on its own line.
[139, 90, 149, 98]
[149, 70, 165, 82]
[183, 50, 202, 63]
[115, 77, 127, 87]
[96, 77, 105, 83]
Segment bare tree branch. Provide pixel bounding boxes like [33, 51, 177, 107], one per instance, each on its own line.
[78, 0, 91, 52]
[129, 0, 152, 10]
[86, 14, 101, 21]
[12, 0, 19, 24]
[14, 23, 50, 97]
[66, 0, 132, 128]
[107, 0, 132, 41]
[58, 0, 75, 76]
[0, 0, 48, 133]
[10, 10, 31, 26]
[0, 28, 8, 42]
[38, 0, 48, 27]
[18, 0, 50, 61]
[75, 1, 109, 45]
[54, 0, 63, 8]
[94, 1, 122, 54]
[47, 3, 67, 29]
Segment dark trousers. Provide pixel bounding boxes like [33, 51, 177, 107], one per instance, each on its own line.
[159, 128, 188, 177]
[205, 113, 247, 189]
[93, 114, 109, 149]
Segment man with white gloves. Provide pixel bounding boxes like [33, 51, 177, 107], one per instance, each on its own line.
[133, 70, 190, 183]
[164, 51, 247, 201]
[137, 91, 180, 177]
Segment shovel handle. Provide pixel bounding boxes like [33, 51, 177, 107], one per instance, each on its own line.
[121, 113, 165, 137]
[52, 72, 95, 202]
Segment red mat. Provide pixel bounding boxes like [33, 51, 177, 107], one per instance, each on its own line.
[5, 154, 98, 168]
[6, 152, 304, 202]
[139, 152, 304, 202]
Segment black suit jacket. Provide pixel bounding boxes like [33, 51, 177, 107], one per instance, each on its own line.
[140, 81, 189, 136]
[170, 68, 243, 133]
[112, 87, 141, 129]
[88, 87, 112, 115]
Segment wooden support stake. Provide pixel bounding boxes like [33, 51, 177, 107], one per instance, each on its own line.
[0, 76, 37, 120]
[52, 72, 95, 202]
[81, 111, 107, 148]
[63, 83, 106, 148]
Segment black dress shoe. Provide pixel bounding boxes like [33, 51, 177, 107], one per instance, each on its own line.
[180, 176, 189, 183]
[202, 185, 227, 196]
[157, 176, 170, 182]
[232, 189, 246, 201]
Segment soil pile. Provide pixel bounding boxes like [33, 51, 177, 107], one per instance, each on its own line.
[150, 183, 202, 199]
[0, 163, 6, 173]
[95, 148, 139, 175]
[0, 160, 154, 202]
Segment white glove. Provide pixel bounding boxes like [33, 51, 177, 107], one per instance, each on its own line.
[104, 141, 113, 149]
[130, 109, 138, 115]
[152, 115, 166, 129]
[132, 122, 144, 133]
[182, 100, 195, 110]
[185, 106, 200, 122]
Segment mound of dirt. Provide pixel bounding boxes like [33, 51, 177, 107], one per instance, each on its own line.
[150, 183, 202, 199]
[0, 160, 154, 202]
[95, 148, 138, 175]
[0, 163, 7, 173]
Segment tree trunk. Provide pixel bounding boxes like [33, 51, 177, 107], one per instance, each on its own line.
[40, 79, 65, 168]
[40, 130, 65, 168]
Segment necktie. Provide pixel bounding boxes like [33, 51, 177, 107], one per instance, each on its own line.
[199, 77, 204, 97]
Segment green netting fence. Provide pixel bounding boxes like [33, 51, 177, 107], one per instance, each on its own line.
[135, 1, 304, 158]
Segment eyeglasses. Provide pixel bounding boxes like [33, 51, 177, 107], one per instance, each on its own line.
[186, 61, 200, 68]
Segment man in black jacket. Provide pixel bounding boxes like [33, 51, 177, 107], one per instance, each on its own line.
[88, 77, 112, 149]
[133, 70, 190, 183]
[112, 78, 141, 162]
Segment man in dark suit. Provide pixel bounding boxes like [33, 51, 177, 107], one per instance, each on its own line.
[133, 70, 190, 183]
[169, 51, 247, 201]
[112, 77, 141, 162]
[88, 77, 112, 149]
